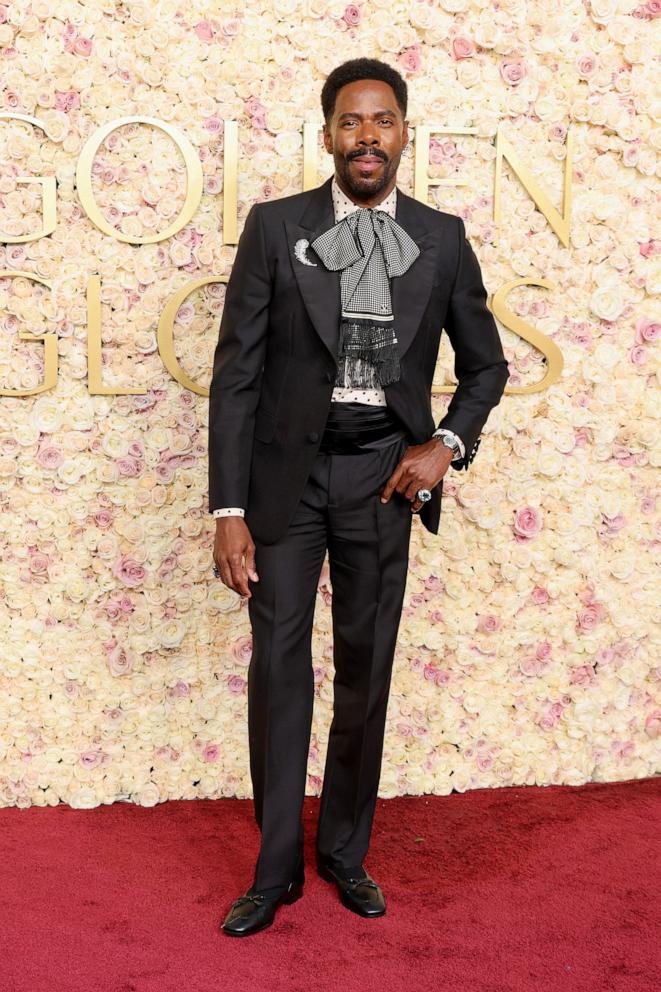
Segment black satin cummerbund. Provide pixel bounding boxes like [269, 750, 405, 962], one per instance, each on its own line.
[319, 402, 408, 454]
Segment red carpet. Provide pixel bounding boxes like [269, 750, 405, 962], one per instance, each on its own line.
[1, 776, 659, 992]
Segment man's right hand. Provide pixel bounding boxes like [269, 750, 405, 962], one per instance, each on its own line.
[213, 517, 259, 598]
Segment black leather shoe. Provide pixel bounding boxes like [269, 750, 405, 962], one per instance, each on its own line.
[222, 864, 304, 936]
[317, 859, 386, 918]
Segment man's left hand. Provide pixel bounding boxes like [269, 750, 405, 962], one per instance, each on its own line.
[380, 439, 454, 513]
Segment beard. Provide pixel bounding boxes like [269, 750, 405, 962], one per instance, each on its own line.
[335, 149, 400, 201]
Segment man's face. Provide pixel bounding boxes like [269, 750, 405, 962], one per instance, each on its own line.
[323, 78, 409, 203]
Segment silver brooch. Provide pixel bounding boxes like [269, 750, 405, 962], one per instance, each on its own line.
[294, 238, 317, 267]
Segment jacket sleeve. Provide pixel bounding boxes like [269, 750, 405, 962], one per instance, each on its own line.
[208, 203, 272, 512]
[436, 216, 509, 470]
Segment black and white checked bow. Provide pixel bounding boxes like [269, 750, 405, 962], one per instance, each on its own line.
[310, 209, 420, 389]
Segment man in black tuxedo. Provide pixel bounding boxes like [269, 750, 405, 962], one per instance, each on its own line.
[209, 57, 509, 936]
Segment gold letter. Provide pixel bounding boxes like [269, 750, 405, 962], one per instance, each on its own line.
[494, 125, 573, 247]
[0, 270, 57, 395]
[76, 116, 203, 244]
[303, 122, 323, 192]
[491, 278, 564, 393]
[413, 125, 479, 205]
[223, 120, 239, 245]
[158, 276, 229, 395]
[0, 114, 57, 242]
[87, 274, 145, 394]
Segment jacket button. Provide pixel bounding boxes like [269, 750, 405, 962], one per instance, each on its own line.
[307, 432, 319, 443]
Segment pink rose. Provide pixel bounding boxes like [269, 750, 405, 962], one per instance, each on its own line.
[638, 239, 658, 258]
[227, 674, 246, 695]
[569, 665, 594, 686]
[451, 36, 476, 61]
[513, 506, 543, 539]
[128, 441, 145, 459]
[476, 752, 493, 772]
[93, 509, 113, 528]
[29, 551, 50, 575]
[36, 445, 64, 469]
[538, 709, 559, 731]
[476, 614, 501, 632]
[80, 749, 105, 768]
[117, 456, 141, 476]
[202, 743, 220, 763]
[204, 115, 223, 134]
[171, 681, 190, 698]
[154, 463, 175, 483]
[629, 345, 647, 365]
[644, 711, 661, 739]
[73, 37, 93, 57]
[105, 599, 122, 621]
[519, 656, 546, 677]
[342, 4, 361, 25]
[548, 123, 567, 141]
[635, 315, 660, 343]
[500, 58, 527, 86]
[54, 90, 80, 113]
[531, 585, 549, 605]
[231, 634, 253, 666]
[602, 513, 626, 532]
[576, 603, 607, 632]
[576, 54, 597, 77]
[112, 554, 146, 588]
[107, 643, 133, 676]
[399, 45, 421, 73]
[194, 20, 215, 42]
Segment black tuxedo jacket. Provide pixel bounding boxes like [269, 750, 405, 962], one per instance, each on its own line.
[208, 175, 509, 545]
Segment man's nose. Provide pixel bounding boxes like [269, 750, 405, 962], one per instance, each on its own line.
[357, 125, 379, 146]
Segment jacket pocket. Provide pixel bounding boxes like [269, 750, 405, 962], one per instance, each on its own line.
[253, 408, 277, 443]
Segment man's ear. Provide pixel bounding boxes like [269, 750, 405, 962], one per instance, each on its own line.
[322, 123, 333, 155]
[401, 120, 410, 154]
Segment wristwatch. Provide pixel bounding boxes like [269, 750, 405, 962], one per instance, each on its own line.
[432, 429, 462, 459]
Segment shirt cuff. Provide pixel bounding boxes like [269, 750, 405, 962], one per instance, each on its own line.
[212, 508, 245, 518]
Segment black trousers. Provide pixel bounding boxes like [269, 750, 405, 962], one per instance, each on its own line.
[246, 425, 414, 892]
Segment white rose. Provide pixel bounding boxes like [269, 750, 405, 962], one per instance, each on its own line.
[589, 286, 624, 322]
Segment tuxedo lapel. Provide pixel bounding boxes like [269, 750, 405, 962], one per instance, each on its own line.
[286, 176, 439, 366]
[286, 177, 340, 365]
[391, 190, 439, 361]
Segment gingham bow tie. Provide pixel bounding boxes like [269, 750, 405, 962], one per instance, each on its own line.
[310, 208, 420, 389]
[311, 208, 419, 304]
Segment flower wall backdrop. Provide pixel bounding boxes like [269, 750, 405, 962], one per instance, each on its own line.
[0, 0, 658, 809]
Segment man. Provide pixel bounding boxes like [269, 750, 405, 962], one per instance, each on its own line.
[208, 57, 509, 937]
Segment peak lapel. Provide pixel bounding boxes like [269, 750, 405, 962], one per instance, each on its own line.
[286, 177, 340, 365]
[391, 190, 439, 362]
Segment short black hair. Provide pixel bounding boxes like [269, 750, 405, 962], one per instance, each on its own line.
[321, 58, 408, 123]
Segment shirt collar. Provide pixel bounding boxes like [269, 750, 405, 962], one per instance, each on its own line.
[331, 175, 397, 222]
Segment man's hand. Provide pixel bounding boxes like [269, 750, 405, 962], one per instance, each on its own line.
[213, 517, 259, 598]
[380, 439, 453, 513]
